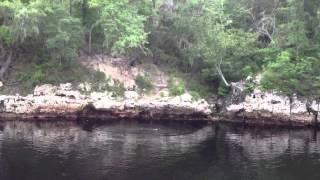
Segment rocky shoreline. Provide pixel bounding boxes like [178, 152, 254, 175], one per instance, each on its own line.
[0, 83, 212, 122]
[0, 83, 318, 127]
[225, 88, 319, 127]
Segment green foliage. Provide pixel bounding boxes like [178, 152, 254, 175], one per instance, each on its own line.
[244, 78, 256, 94]
[89, 0, 147, 55]
[0, 0, 43, 44]
[17, 61, 56, 87]
[135, 74, 153, 93]
[0, 26, 12, 43]
[217, 82, 230, 97]
[110, 80, 125, 97]
[167, 76, 185, 96]
[0, 0, 83, 64]
[185, 77, 211, 98]
[45, 13, 83, 63]
[261, 51, 320, 97]
[189, 91, 201, 101]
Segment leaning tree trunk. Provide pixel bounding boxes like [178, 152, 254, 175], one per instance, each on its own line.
[216, 59, 230, 87]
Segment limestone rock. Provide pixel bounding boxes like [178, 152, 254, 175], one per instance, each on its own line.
[180, 93, 193, 103]
[124, 91, 139, 100]
[0, 83, 213, 121]
[55, 90, 83, 99]
[59, 83, 73, 91]
[34, 84, 58, 96]
[78, 82, 92, 92]
[226, 86, 318, 124]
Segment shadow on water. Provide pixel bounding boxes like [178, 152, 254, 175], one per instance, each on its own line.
[0, 121, 320, 180]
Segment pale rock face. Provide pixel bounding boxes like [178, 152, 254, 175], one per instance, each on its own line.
[60, 83, 73, 91]
[180, 93, 193, 103]
[93, 98, 121, 109]
[124, 100, 136, 108]
[124, 91, 139, 100]
[78, 82, 92, 92]
[124, 80, 136, 90]
[56, 90, 83, 100]
[158, 89, 170, 97]
[227, 88, 318, 118]
[0, 81, 3, 88]
[171, 96, 182, 105]
[107, 79, 114, 87]
[90, 92, 112, 101]
[0, 83, 213, 120]
[34, 84, 58, 96]
[131, 67, 139, 77]
[197, 99, 211, 115]
[34, 83, 85, 100]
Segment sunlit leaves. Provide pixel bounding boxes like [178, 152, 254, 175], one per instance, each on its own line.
[89, 0, 147, 55]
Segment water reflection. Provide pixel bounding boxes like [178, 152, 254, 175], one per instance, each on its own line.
[224, 125, 320, 160]
[0, 121, 320, 180]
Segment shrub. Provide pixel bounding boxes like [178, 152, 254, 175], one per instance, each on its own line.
[168, 76, 185, 96]
[135, 74, 153, 93]
[187, 79, 211, 98]
[189, 91, 201, 101]
[110, 80, 126, 97]
[217, 82, 230, 97]
[244, 79, 256, 93]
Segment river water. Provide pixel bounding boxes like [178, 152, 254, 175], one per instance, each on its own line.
[0, 121, 320, 180]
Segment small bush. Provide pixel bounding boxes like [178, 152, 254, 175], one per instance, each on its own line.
[217, 82, 230, 97]
[189, 91, 201, 101]
[187, 79, 211, 98]
[244, 81, 256, 93]
[168, 76, 185, 96]
[110, 80, 126, 97]
[135, 74, 153, 93]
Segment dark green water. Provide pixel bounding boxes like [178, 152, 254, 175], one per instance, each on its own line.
[0, 121, 320, 180]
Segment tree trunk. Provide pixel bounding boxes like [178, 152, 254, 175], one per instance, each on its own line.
[164, 0, 174, 7]
[216, 64, 230, 87]
[88, 21, 101, 55]
[88, 28, 92, 55]
[152, 0, 156, 9]
[316, 100, 319, 126]
[0, 50, 12, 80]
[69, 0, 72, 15]
[82, 0, 88, 25]
[304, 0, 319, 39]
[162, 0, 174, 12]
[288, 96, 293, 118]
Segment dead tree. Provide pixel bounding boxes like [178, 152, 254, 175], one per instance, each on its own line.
[250, 10, 276, 45]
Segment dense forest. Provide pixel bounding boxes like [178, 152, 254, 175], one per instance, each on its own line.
[0, 0, 320, 99]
